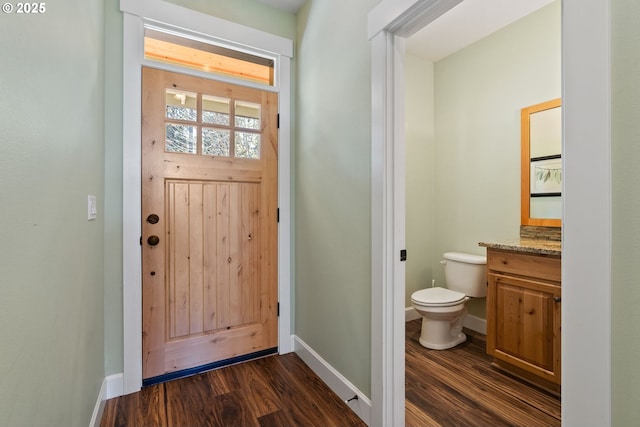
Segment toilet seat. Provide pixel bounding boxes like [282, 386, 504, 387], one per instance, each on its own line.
[411, 287, 466, 307]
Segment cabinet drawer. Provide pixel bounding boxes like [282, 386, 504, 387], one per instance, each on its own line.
[487, 250, 561, 282]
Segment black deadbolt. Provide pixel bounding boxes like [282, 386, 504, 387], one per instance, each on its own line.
[147, 214, 160, 224]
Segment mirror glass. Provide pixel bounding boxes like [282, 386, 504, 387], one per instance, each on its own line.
[521, 98, 562, 227]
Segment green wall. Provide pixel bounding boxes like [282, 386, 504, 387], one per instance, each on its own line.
[405, 54, 436, 306]
[405, 1, 561, 317]
[0, 1, 106, 425]
[611, 0, 640, 424]
[102, 0, 640, 422]
[295, 0, 378, 396]
[104, 0, 125, 378]
[4, 0, 640, 424]
[166, 0, 297, 38]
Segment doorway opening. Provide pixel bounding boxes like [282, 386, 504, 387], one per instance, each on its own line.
[403, 1, 561, 423]
[369, 0, 612, 426]
[121, 0, 293, 396]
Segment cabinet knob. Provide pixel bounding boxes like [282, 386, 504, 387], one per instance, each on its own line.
[554, 297, 562, 303]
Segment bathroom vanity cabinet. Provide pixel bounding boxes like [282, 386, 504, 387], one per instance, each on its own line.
[483, 245, 561, 394]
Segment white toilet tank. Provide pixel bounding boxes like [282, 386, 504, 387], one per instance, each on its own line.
[442, 252, 487, 297]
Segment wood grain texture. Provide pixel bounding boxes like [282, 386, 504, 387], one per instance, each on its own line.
[521, 98, 562, 228]
[100, 353, 365, 427]
[141, 67, 278, 379]
[486, 249, 561, 282]
[486, 248, 561, 389]
[103, 321, 559, 427]
[144, 36, 273, 85]
[406, 319, 561, 427]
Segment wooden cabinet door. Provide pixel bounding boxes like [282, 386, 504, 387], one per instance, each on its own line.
[487, 272, 561, 385]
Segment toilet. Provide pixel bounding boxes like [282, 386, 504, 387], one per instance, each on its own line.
[410, 252, 487, 350]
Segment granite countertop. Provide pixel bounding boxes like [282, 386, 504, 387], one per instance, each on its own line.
[478, 238, 562, 256]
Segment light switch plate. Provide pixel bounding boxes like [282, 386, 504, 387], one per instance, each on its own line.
[88, 195, 97, 220]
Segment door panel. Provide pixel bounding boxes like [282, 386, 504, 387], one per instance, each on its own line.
[489, 272, 560, 380]
[164, 180, 261, 339]
[141, 67, 278, 380]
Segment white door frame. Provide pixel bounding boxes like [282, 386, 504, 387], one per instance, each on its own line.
[120, 0, 294, 395]
[368, 1, 611, 426]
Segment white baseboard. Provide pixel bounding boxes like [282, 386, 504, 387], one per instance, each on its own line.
[293, 336, 371, 426]
[94, 341, 373, 425]
[405, 306, 421, 322]
[106, 373, 124, 399]
[405, 307, 487, 335]
[281, 334, 296, 355]
[463, 313, 487, 335]
[89, 378, 107, 427]
[89, 373, 124, 427]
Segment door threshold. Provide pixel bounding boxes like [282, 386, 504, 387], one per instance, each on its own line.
[142, 347, 278, 387]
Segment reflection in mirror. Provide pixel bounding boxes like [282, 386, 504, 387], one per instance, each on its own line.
[521, 98, 562, 227]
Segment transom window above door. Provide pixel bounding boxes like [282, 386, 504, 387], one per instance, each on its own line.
[165, 89, 262, 160]
[144, 28, 275, 86]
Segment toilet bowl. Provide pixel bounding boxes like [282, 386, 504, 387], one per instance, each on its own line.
[411, 287, 469, 349]
[411, 252, 486, 350]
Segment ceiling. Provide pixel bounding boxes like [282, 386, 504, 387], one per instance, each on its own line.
[254, 0, 305, 13]
[407, 0, 556, 61]
[256, 0, 555, 62]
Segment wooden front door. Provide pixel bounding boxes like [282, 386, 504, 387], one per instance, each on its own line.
[141, 67, 278, 381]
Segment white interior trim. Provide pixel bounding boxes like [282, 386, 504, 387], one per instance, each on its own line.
[121, 0, 293, 395]
[405, 307, 487, 335]
[367, 0, 462, 39]
[561, 0, 611, 424]
[89, 378, 107, 427]
[405, 306, 421, 322]
[294, 336, 371, 426]
[463, 314, 487, 335]
[105, 373, 125, 400]
[370, 30, 403, 427]
[369, 0, 612, 426]
[120, 0, 293, 58]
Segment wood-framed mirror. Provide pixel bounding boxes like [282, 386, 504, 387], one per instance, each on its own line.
[521, 98, 562, 227]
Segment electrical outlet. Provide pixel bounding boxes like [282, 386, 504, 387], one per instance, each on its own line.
[88, 195, 97, 220]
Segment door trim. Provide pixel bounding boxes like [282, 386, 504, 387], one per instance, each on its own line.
[121, 0, 293, 395]
[368, 0, 612, 426]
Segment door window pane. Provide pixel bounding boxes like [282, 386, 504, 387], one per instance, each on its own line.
[235, 132, 260, 159]
[166, 89, 197, 121]
[202, 95, 230, 125]
[166, 124, 197, 154]
[235, 100, 261, 130]
[203, 127, 230, 157]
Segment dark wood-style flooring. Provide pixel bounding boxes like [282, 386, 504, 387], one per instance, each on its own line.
[101, 321, 561, 427]
[406, 318, 561, 427]
[100, 353, 365, 427]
